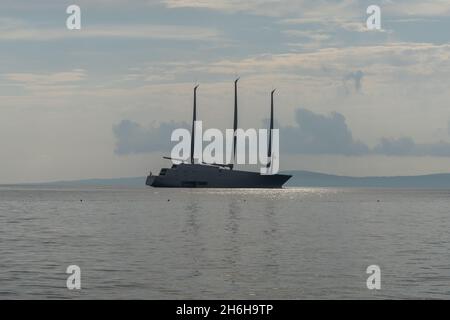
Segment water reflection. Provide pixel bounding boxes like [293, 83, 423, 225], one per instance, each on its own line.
[184, 200, 200, 236]
[223, 198, 242, 290]
[261, 200, 281, 292]
[182, 198, 202, 279]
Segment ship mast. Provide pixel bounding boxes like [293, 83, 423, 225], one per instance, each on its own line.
[232, 78, 240, 169]
[191, 85, 199, 164]
[267, 89, 275, 168]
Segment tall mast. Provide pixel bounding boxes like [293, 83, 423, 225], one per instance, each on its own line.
[267, 89, 275, 168]
[191, 85, 199, 164]
[232, 78, 239, 167]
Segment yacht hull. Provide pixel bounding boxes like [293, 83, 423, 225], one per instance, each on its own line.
[146, 164, 291, 189]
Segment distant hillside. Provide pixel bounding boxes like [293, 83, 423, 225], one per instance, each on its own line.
[284, 171, 450, 188]
[38, 171, 450, 188]
[45, 177, 146, 187]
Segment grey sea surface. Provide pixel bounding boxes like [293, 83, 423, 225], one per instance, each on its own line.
[0, 186, 449, 299]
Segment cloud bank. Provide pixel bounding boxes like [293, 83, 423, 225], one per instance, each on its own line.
[281, 109, 369, 155]
[114, 109, 450, 158]
[113, 120, 189, 155]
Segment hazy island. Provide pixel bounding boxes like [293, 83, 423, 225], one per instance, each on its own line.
[35, 171, 450, 189]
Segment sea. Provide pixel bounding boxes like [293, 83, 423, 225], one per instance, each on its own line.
[0, 186, 449, 299]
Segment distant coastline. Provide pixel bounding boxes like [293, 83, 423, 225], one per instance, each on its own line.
[284, 171, 450, 188]
[17, 171, 450, 189]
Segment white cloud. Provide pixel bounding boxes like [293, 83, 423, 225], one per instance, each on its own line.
[162, 0, 361, 18]
[190, 43, 450, 78]
[0, 21, 222, 42]
[162, 0, 450, 18]
[387, 0, 450, 17]
[5, 69, 87, 85]
[2, 69, 88, 98]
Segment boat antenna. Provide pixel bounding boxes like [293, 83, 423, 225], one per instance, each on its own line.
[267, 89, 275, 168]
[191, 84, 199, 164]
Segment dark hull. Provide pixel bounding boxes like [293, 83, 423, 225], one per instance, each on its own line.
[146, 163, 291, 188]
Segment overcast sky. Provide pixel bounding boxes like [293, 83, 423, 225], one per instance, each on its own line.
[2, 0, 450, 183]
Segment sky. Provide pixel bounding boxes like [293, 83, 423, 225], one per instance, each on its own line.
[2, 0, 450, 183]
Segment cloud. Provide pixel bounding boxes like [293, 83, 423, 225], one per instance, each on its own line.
[373, 137, 450, 157]
[113, 120, 189, 155]
[113, 110, 370, 158]
[162, 0, 450, 18]
[5, 69, 87, 85]
[388, 0, 450, 17]
[0, 22, 222, 42]
[280, 109, 450, 157]
[162, 0, 362, 19]
[2, 69, 87, 97]
[280, 108, 370, 155]
[185, 43, 450, 79]
[344, 70, 364, 92]
[114, 110, 450, 158]
[163, 0, 297, 15]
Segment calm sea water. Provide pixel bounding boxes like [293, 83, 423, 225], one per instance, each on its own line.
[0, 186, 449, 299]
